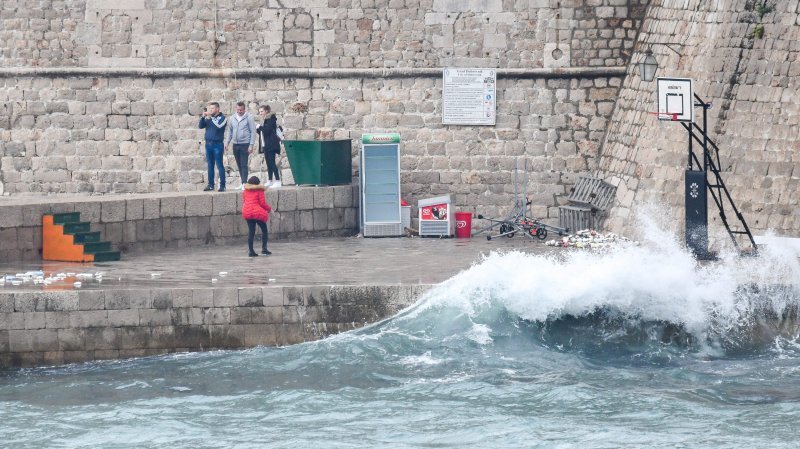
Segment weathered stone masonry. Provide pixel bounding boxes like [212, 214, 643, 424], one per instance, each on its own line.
[0, 284, 434, 368]
[599, 0, 800, 239]
[1, 0, 645, 69]
[0, 71, 626, 222]
[1, 0, 648, 227]
[0, 185, 360, 262]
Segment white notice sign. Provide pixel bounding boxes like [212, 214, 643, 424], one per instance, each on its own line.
[442, 68, 496, 125]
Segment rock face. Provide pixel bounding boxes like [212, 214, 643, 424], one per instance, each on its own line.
[599, 1, 800, 239]
[0, 0, 646, 228]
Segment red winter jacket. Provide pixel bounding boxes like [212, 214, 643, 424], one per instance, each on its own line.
[241, 184, 272, 222]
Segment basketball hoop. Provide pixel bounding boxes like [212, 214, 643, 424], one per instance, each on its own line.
[656, 78, 694, 123]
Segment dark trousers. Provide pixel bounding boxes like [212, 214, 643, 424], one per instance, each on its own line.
[205, 142, 225, 188]
[246, 219, 268, 253]
[265, 151, 280, 181]
[232, 144, 250, 184]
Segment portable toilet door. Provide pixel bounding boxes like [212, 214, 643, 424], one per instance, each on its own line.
[360, 133, 403, 237]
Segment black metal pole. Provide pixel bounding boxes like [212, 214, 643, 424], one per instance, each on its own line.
[685, 95, 710, 259]
[688, 118, 693, 169]
[702, 98, 709, 173]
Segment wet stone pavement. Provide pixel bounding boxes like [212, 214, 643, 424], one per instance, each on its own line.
[0, 236, 559, 291]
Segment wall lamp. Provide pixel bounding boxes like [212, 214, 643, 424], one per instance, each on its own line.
[637, 43, 683, 82]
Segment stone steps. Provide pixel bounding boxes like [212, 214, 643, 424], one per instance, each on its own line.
[42, 213, 120, 263]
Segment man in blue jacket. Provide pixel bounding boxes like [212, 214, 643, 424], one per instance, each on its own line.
[198, 102, 227, 192]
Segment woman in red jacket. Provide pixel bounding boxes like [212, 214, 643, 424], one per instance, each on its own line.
[242, 176, 273, 257]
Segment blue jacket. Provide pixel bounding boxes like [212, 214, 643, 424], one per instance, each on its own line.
[199, 113, 227, 143]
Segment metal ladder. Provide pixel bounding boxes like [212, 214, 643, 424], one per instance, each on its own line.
[682, 93, 758, 255]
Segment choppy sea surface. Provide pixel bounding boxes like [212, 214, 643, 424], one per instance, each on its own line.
[2, 218, 800, 448]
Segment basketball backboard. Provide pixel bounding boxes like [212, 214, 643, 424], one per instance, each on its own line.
[657, 77, 693, 122]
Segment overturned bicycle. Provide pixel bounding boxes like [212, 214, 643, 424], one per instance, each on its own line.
[477, 214, 569, 241]
[473, 159, 569, 241]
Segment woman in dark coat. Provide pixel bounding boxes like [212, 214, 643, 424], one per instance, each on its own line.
[256, 105, 282, 188]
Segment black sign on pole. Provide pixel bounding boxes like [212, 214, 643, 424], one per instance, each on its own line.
[685, 170, 708, 258]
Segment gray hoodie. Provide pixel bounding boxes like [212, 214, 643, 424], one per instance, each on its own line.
[225, 112, 257, 146]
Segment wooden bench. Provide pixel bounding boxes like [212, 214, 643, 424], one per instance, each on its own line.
[558, 176, 617, 232]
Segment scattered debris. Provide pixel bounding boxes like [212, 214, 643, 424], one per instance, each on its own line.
[1, 270, 106, 289]
[545, 229, 637, 249]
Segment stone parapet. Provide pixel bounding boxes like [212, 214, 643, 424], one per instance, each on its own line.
[0, 284, 434, 367]
[0, 186, 359, 262]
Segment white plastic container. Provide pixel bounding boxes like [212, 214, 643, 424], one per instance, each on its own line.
[401, 205, 411, 230]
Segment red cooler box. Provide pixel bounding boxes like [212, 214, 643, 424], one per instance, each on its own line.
[454, 212, 472, 238]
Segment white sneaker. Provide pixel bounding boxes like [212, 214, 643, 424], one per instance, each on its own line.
[238, 185, 245, 191]
[269, 180, 282, 189]
[265, 180, 273, 187]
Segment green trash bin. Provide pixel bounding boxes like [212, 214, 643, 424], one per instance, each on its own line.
[283, 139, 353, 186]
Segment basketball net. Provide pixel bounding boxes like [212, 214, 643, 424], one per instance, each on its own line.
[648, 111, 678, 135]
[647, 111, 679, 121]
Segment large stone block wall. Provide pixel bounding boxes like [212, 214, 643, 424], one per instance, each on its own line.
[0, 0, 650, 226]
[1, 0, 646, 69]
[598, 0, 800, 239]
[0, 283, 433, 367]
[0, 185, 359, 262]
[0, 74, 625, 224]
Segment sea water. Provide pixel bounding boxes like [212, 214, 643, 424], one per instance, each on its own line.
[2, 218, 800, 448]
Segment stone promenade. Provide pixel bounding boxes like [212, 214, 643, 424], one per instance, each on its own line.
[0, 236, 556, 367]
[3, 234, 554, 289]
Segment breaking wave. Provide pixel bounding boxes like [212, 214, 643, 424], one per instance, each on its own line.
[373, 214, 800, 363]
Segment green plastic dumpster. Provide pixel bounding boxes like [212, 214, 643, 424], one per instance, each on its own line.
[283, 139, 353, 186]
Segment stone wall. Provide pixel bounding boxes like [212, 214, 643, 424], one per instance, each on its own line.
[598, 0, 800, 239]
[0, 0, 649, 225]
[1, 0, 645, 69]
[0, 283, 433, 367]
[0, 185, 359, 262]
[0, 74, 626, 224]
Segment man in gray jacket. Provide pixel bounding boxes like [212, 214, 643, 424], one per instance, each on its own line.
[226, 101, 258, 188]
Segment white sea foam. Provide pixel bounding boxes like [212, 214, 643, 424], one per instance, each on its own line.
[399, 351, 443, 366]
[115, 380, 151, 390]
[406, 208, 800, 342]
